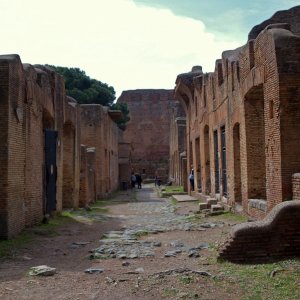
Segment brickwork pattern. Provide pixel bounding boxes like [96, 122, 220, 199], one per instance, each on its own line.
[0, 55, 119, 238]
[169, 101, 186, 187]
[80, 105, 119, 199]
[292, 173, 300, 200]
[174, 7, 300, 219]
[118, 89, 174, 182]
[218, 200, 300, 262]
[0, 59, 10, 238]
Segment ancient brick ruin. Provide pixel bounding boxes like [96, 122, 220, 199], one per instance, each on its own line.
[218, 200, 300, 263]
[117, 89, 175, 183]
[169, 100, 187, 189]
[172, 5, 300, 261]
[174, 6, 300, 220]
[2, 5, 300, 265]
[0, 55, 121, 238]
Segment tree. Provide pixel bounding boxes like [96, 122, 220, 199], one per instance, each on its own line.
[48, 65, 129, 130]
[110, 102, 130, 131]
[47, 65, 116, 106]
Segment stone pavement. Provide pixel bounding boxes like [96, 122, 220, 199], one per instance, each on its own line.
[89, 185, 224, 260]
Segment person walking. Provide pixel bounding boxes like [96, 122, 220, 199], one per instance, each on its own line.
[131, 172, 136, 188]
[136, 173, 142, 189]
[189, 168, 194, 191]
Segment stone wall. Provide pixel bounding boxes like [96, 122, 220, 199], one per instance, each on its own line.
[117, 89, 174, 183]
[174, 6, 300, 219]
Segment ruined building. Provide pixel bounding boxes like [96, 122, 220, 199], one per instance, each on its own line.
[0, 55, 121, 238]
[117, 90, 175, 182]
[174, 5, 300, 220]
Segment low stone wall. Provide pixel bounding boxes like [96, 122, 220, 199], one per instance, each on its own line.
[218, 200, 300, 263]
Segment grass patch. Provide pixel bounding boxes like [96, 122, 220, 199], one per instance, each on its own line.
[164, 186, 184, 193]
[91, 200, 111, 207]
[187, 211, 247, 224]
[179, 275, 194, 285]
[134, 230, 149, 238]
[170, 197, 178, 205]
[220, 259, 300, 300]
[0, 233, 33, 259]
[215, 211, 248, 223]
[0, 214, 73, 259]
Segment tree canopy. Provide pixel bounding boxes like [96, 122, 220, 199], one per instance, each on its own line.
[48, 65, 116, 106]
[48, 65, 130, 130]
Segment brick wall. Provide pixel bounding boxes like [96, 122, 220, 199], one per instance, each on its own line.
[169, 100, 186, 186]
[292, 173, 300, 200]
[118, 89, 174, 183]
[80, 104, 119, 199]
[174, 13, 300, 219]
[62, 97, 81, 208]
[218, 200, 300, 263]
[23, 65, 47, 228]
[0, 57, 10, 238]
[79, 145, 88, 206]
[7, 57, 26, 238]
[0, 54, 120, 238]
[0, 55, 27, 238]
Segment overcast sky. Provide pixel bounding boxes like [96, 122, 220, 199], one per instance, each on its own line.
[0, 0, 298, 98]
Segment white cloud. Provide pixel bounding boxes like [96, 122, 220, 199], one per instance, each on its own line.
[0, 0, 241, 97]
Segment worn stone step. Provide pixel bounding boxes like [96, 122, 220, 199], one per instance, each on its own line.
[206, 198, 218, 207]
[199, 203, 208, 211]
[211, 204, 224, 212]
[172, 195, 198, 202]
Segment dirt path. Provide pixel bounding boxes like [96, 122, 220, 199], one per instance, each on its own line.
[0, 185, 246, 299]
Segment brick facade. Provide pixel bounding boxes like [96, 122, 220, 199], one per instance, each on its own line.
[169, 101, 187, 189]
[0, 55, 120, 238]
[117, 89, 174, 183]
[174, 6, 300, 219]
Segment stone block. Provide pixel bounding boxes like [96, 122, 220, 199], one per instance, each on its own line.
[199, 203, 208, 211]
[206, 198, 218, 207]
[211, 204, 224, 212]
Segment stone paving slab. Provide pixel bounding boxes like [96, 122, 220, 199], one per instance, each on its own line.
[172, 195, 199, 202]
